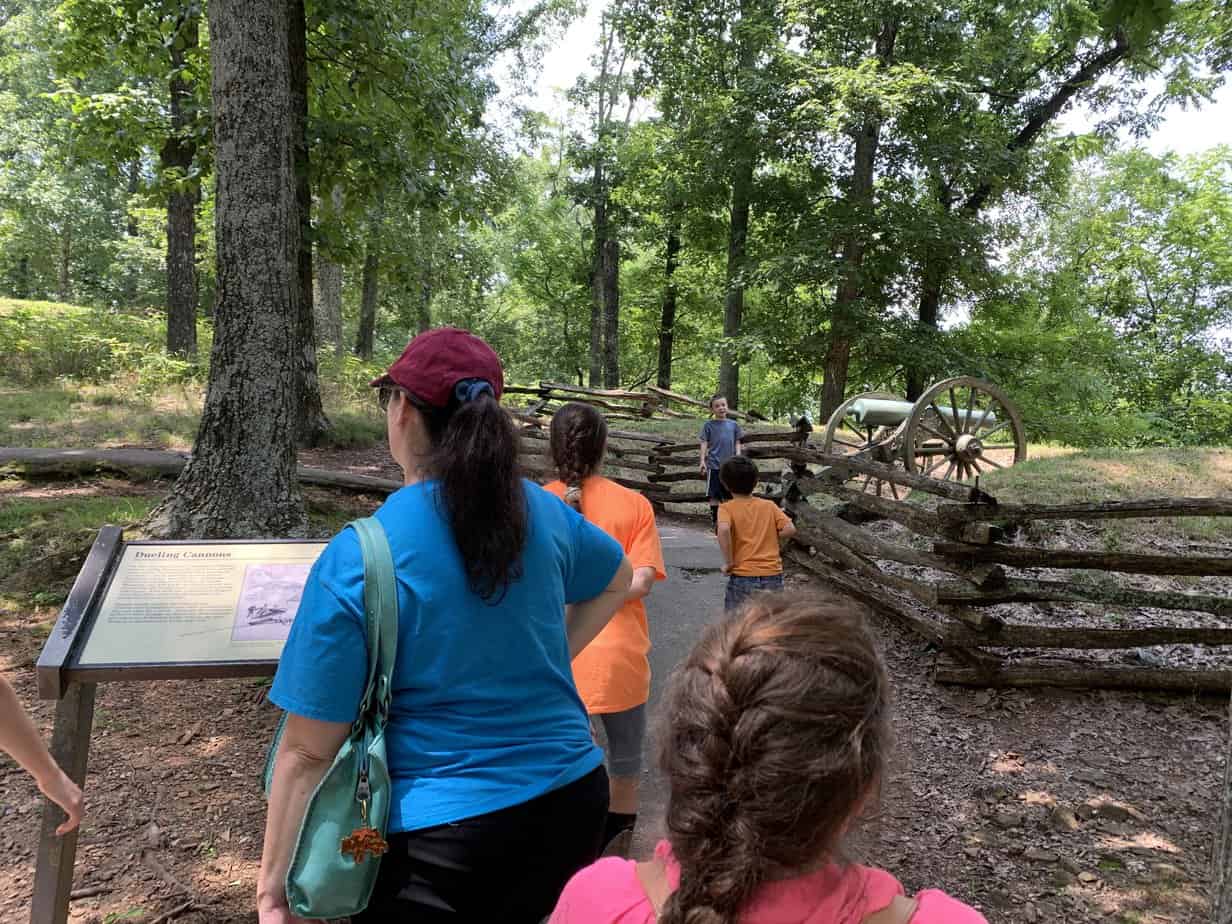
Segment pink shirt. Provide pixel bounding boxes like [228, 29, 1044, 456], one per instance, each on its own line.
[550, 841, 987, 924]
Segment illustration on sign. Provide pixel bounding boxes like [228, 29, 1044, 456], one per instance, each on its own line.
[232, 563, 313, 642]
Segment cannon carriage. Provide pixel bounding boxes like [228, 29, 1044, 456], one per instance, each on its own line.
[821, 376, 1027, 496]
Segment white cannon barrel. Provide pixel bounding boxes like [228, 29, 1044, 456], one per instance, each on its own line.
[849, 398, 998, 430]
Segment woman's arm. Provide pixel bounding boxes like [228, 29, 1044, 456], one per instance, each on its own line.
[257, 714, 351, 924]
[0, 675, 83, 835]
[625, 565, 658, 602]
[566, 555, 633, 658]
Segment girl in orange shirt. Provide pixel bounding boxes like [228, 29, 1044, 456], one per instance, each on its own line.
[547, 402, 667, 857]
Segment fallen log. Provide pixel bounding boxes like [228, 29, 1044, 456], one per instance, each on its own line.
[790, 484, 940, 537]
[775, 453, 997, 504]
[933, 576, 1232, 618]
[792, 504, 1005, 588]
[935, 658, 1232, 693]
[941, 621, 1232, 649]
[540, 381, 656, 402]
[936, 496, 1232, 524]
[934, 541, 1232, 577]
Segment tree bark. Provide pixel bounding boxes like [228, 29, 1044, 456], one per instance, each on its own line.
[820, 19, 897, 421]
[123, 160, 140, 305]
[58, 226, 71, 302]
[601, 237, 620, 387]
[162, 6, 199, 358]
[355, 215, 380, 359]
[288, 0, 330, 447]
[16, 254, 29, 299]
[657, 222, 681, 389]
[719, 156, 752, 409]
[589, 183, 606, 388]
[151, 0, 305, 538]
[906, 258, 943, 400]
[314, 183, 344, 354]
[1215, 692, 1232, 923]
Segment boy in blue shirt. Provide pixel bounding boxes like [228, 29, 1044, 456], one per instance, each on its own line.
[699, 394, 743, 531]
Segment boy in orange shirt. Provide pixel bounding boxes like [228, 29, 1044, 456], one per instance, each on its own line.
[717, 456, 796, 611]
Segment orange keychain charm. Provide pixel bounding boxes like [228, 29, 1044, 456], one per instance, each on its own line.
[340, 826, 389, 863]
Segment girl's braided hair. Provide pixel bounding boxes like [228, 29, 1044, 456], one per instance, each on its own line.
[549, 402, 608, 511]
[658, 592, 890, 924]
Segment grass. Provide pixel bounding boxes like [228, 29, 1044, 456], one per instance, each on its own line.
[974, 446, 1232, 544]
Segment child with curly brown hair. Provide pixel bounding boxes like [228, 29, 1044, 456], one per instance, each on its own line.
[549, 592, 987, 924]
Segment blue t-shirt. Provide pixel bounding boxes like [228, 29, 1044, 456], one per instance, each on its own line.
[701, 418, 744, 471]
[270, 479, 624, 833]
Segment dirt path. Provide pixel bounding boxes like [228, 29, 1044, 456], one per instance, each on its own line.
[1, 486, 1226, 923]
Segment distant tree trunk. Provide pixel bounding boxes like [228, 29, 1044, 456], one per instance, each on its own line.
[314, 182, 344, 351]
[820, 19, 897, 422]
[588, 182, 606, 387]
[288, 0, 330, 447]
[162, 6, 199, 358]
[123, 160, 140, 305]
[58, 226, 71, 302]
[657, 222, 681, 389]
[601, 237, 620, 387]
[719, 156, 752, 409]
[16, 255, 29, 299]
[151, 0, 305, 538]
[355, 216, 379, 359]
[906, 257, 945, 400]
[416, 280, 432, 333]
[1215, 692, 1232, 923]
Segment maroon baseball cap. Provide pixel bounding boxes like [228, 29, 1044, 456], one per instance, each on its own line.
[370, 327, 504, 408]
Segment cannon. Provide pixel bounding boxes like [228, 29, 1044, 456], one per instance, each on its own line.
[821, 376, 1027, 497]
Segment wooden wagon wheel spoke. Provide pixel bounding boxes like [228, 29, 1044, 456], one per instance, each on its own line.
[918, 421, 952, 443]
[949, 387, 962, 435]
[980, 456, 1006, 469]
[941, 460, 956, 482]
[981, 420, 1010, 440]
[963, 386, 976, 435]
[831, 436, 864, 449]
[920, 456, 949, 477]
[889, 481, 901, 500]
[929, 402, 958, 440]
[970, 459, 984, 475]
[970, 400, 995, 435]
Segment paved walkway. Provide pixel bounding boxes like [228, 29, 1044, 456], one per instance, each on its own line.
[628, 521, 725, 856]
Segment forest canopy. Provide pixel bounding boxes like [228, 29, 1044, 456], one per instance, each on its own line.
[0, 0, 1229, 447]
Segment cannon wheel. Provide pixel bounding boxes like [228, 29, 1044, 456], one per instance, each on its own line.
[902, 377, 1027, 483]
[822, 391, 909, 499]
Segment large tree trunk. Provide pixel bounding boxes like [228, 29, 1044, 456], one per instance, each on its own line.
[588, 183, 606, 387]
[355, 216, 379, 359]
[288, 0, 330, 447]
[1215, 691, 1232, 923]
[657, 222, 681, 389]
[162, 6, 199, 358]
[601, 237, 620, 387]
[314, 183, 344, 354]
[151, 0, 305, 538]
[15, 255, 29, 299]
[820, 20, 897, 421]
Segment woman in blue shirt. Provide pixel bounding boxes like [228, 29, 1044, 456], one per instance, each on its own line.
[258, 328, 632, 923]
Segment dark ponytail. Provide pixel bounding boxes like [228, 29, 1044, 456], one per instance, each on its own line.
[411, 391, 525, 601]
[549, 402, 608, 511]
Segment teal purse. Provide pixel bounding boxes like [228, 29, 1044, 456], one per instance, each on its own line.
[263, 516, 398, 920]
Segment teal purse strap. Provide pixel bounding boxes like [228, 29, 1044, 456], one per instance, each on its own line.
[349, 517, 398, 726]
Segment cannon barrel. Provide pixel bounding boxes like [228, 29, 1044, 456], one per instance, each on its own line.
[849, 398, 998, 430]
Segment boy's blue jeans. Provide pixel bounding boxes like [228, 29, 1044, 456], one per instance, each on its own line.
[724, 573, 784, 611]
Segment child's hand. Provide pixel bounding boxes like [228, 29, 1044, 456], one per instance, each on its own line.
[720, 564, 732, 575]
[699, 463, 707, 477]
[38, 769, 83, 835]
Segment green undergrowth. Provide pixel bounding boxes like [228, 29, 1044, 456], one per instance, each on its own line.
[0, 298, 386, 450]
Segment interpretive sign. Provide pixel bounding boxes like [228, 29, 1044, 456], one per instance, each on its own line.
[76, 540, 324, 669]
[30, 527, 331, 924]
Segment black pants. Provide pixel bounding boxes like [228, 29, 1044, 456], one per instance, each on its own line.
[353, 766, 609, 923]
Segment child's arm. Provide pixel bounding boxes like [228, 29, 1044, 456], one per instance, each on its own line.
[0, 675, 83, 834]
[717, 519, 735, 574]
[626, 566, 659, 602]
[778, 519, 797, 542]
[699, 440, 709, 475]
